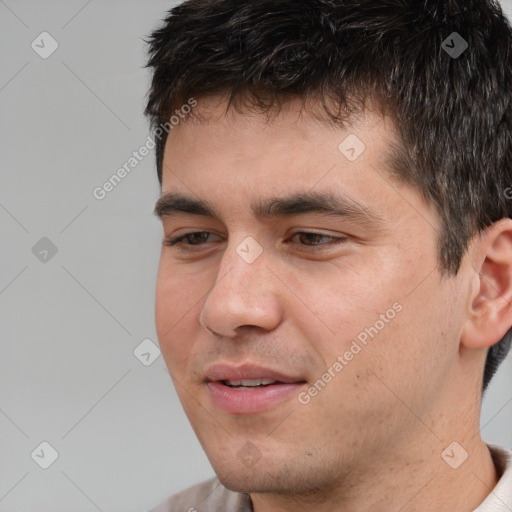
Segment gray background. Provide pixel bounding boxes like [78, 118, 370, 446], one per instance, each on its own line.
[1, 1, 511, 511]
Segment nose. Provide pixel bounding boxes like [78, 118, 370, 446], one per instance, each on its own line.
[199, 239, 283, 338]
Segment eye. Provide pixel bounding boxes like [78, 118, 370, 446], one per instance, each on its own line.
[163, 231, 222, 248]
[289, 232, 346, 247]
[163, 231, 347, 251]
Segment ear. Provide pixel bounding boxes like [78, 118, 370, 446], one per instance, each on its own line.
[461, 218, 512, 349]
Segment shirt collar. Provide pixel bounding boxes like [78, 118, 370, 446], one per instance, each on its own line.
[473, 444, 512, 511]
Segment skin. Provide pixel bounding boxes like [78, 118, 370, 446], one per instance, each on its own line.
[154, 95, 512, 512]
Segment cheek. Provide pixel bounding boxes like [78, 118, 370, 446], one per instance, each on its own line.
[358, 281, 462, 411]
[296, 255, 441, 385]
[155, 262, 202, 363]
[292, 264, 400, 354]
[155, 265, 177, 338]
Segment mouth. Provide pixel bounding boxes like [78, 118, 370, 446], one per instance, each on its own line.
[221, 378, 290, 389]
[204, 364, 307, 414]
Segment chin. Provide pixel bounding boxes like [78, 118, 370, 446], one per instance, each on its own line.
[215, 467, 278, 493]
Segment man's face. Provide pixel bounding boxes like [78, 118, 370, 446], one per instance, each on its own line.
[155, 97, 470, 494]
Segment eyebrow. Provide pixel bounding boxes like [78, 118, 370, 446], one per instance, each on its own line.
[154, 191, 385, 228]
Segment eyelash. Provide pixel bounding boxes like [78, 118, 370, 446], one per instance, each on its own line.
[163, 231, 347, 251]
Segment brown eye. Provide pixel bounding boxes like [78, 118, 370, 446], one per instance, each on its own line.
[289, 232, 347, 247]
[163, 232, 221, 248]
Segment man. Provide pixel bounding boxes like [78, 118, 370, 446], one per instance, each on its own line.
[144, 0, 512, 510]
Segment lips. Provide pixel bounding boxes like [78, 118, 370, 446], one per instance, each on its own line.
[204, 363, 307, 414]
[204, 363, 306, 384]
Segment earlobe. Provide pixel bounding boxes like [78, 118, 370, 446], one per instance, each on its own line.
[461, 218, 512, 350]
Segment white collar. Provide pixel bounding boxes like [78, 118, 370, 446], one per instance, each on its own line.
[474, 445, 512, 511]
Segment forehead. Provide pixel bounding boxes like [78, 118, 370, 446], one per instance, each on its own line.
[162, 95, 399, 180]
[158, 95, 437, 229]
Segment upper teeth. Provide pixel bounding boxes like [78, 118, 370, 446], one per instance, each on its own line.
[225, 378, 277, 386]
